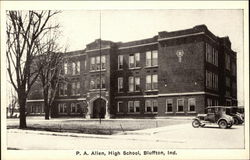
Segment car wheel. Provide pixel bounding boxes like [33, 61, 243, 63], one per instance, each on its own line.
[219, 120, 228, 129]
[234, 118, 239, 125]
[192, 120, 200, 128]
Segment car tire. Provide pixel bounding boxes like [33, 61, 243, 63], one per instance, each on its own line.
[192, 120, 200, 128]
[219, 120, 228, 129]
[234, 118, 239, 125]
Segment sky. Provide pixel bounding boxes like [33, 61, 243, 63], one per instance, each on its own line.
[55, 10, 244, 105]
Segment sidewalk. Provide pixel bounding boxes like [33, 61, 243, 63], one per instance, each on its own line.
[7, 123, 189, 143]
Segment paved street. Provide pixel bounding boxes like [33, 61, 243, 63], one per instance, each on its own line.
[7, 122, 245, 149]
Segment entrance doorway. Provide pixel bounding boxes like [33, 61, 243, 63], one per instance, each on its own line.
[92, 98, 106, 118]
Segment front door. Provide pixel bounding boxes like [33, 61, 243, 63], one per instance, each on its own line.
[93, 98, 106, 118]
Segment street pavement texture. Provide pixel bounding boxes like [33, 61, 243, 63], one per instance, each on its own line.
[7, 123, 245, 149]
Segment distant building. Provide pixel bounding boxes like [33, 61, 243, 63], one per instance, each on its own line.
[27, 24, 237, 118]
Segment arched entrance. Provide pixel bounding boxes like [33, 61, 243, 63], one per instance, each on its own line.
[92, 98, 106, 118]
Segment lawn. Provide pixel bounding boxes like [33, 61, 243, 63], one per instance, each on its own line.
[7, 118, 191, 135]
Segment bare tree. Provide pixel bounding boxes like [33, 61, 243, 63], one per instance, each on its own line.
[6, 10, 61, 128]
[36, 31, 65, 120]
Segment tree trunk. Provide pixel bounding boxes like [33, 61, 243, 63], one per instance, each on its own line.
[45, 102, 50, 120]
[18, 96, 27, 128]
[44, 90, 50, 120]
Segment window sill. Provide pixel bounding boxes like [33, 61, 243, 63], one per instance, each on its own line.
[127, 91, 140, 93]
[145, 90, 158, 92]
[144, 65, 158, 69]
[144, 112, 158, 114]
[59, 95, 68, 97]
[165, 112, 173, 114]
[187, 111, 196, 113]
[89, 69, 106, 73]
[89, 89, 107, 91]
[176, 111, 185, 113]
[58, 113, 67, 114]
[128, 67, 141, 70]
[127, 112, 140, 114]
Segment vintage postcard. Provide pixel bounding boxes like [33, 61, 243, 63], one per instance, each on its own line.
[1, 1, 249, 160]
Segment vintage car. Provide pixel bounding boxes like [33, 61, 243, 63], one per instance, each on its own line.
[192, 106, 234, 129]
[224, 106, 244, 125]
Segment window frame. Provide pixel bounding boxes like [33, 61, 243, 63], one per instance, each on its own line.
[118, 77, 123, 93]
[166, 99, 173, 113]
[177, 99, 184, 113]
[118, 55, 124, 70]
[188, 98, 196, 112]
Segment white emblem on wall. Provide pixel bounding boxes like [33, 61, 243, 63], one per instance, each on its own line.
[176, 50, 184, 63]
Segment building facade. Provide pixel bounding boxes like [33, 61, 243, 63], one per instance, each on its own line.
[26, 24, 237, 118]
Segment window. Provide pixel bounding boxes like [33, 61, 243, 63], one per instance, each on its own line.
[90, 79, 95, 90]
[71, 103, 77, 113]
[117, 101, 123, 113]
[206, 44, 218, 66]
[71, 81, 80, 95]
[146, 50, 158, 67]
[101, 55, 106, 69]
[118, 77, 123, 92]
[232, 62, 236, 76]
[153, 100, 158, 112]
[129, 53, 140, 68]
[64, 63, 68, 74]
[41, 105, 44, 113]
[96, 78, 101, 89]
[128, 101, 140, 113]
[146, 75, 152, 90]
[59, 83, 67, 96]
[225, 53, 231, 70]
[214, 49, 218, 66]
[145, 100, 158, 113]
[76, 61, 80, 74]
[71, 82, 76, 95]
[145, 100, 152, 112]
[118, 55, 123, 70]
[58, 103, 67, 113]
[128, 101, 134, 113]
[72, 62, 76, 75]
[146, 74, 158, 90]
[206, 71, 218, 90]
[166, 99, 173, 113]
[152, 75, 158, 90]
[188, 98, 196, 112]
[90, 57, 96, 70]
[135, 77, 140, 91]
[72, 61, 80, 75]
[226, 76, 231, 87]
[129, 76, 134, 92]
[146, 51, 152, 67]
[134, 101, 140, 113]
[207, 98, 213, 106]
[76, 81, 80, 95]
[177, 99, 184, 112]
[96, 56, 101, 70]
[129, 55, 135, 68]
[206, 43, 213, 63]
[135, 53, 140, 67]
[101, 78, 105, 89]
